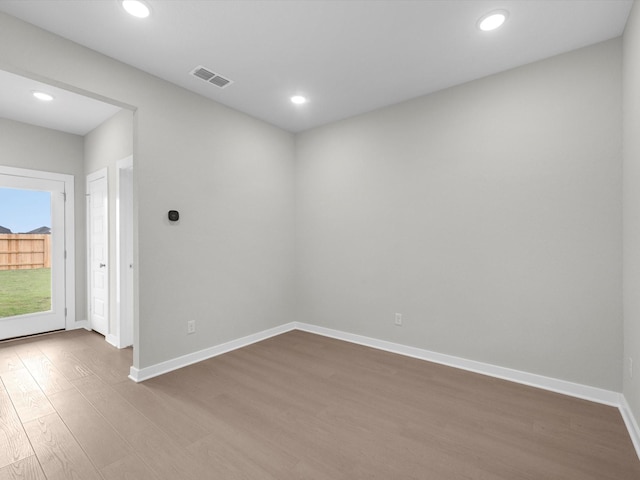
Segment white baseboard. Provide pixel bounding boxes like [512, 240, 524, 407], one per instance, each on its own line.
[67, 319, 89, 331]
[293, 322, 621, 407]
[129, 322, 297, 382]
[620, 395, 640, 460]
[106, 333, 119, 348]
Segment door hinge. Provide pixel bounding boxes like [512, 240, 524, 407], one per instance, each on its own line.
[64, 250, 67, 260]
[65, 307, 67, 317]
[62, 192, 66, 201]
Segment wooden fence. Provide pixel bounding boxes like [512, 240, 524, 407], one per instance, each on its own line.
[0, 234, 51, 270]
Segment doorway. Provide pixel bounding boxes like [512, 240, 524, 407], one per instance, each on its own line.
[0, 68, 136, 369]
[86, 160, 135, 348]
[0, 166, 75, 340]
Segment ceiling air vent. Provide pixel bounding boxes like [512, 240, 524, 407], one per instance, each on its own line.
[190, 66, 233, 89]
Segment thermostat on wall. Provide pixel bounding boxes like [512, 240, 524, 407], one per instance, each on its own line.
[168, 210, 179, 222]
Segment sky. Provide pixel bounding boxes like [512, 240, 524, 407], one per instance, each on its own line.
[0, 187, 51, 234]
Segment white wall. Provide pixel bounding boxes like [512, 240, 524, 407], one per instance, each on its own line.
[0, 12, 296, 369]
[296, 39, 623, 391]
[624, 0, 640, 423]
[0, 117, 87, 323]
[84, 109, 134, 337]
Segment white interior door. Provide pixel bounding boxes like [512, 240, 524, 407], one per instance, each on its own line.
[0, 173, 66, 340]
[87, 169, 109, 336]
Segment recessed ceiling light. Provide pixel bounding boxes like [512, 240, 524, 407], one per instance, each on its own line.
[122, 0, 150, 18]
[32, 91, 54, 102]
[478, 10, 508, 32]
[291, 95, 307, 105]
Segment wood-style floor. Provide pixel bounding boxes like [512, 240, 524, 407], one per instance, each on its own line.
[0, 329, 639, 480]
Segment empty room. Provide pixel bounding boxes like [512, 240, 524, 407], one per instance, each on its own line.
[1, 0, 640, 478]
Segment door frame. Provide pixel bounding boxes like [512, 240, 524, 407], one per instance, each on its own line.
[0, 165, 75, 330]
[113, 155, 133, 348]
[86, 167, 109, 336]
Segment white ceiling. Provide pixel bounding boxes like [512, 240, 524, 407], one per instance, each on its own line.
[0, 0, 633, 134]
[0, 69, 121, 136]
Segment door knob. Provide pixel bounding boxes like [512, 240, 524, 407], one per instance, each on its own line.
[99, 263, 106, 268]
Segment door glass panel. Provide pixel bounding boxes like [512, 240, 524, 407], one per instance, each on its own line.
[0, 187, 52, 318]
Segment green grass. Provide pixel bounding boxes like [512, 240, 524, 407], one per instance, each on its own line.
[0, 268, 51, 318]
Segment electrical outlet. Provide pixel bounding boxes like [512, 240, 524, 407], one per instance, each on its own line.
[394, 313, 402, 326]
[187, 320, 196, 334]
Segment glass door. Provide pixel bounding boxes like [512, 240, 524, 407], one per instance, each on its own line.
[0, 173, 66, 340]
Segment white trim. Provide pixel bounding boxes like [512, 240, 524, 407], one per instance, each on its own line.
[620, 395, 640, 460]
[0, 165, 73, 184]
[294, 322, 621, 406]
[64, 175, 75, 329]
[106, 333, 119, 348]
[69, 319, 89, 330]
[115, 156, 134, 349]
[128, 323, 296, 382]
[0, 165, 75, 331]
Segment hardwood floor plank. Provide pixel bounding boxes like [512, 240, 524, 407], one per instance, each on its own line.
[0, 456, 46, 480]
[69, 347, 130, 385]
[70, 375, 155, 440]
[47, 387, 130, 469]
[289, 459, 349, 480]
[17, 349, 74, 396]
[0, 348, 24, 375]
[23, 412, 102, 480]
[110, 380, 213, 446]
[126, 425, 210, 480]
[100, 454, 159, 480]
[10, 343, 42, 360]
[33, 338, 93, 381]
[186, 433, 282, 480]
[210, 347, 331, 416]
[141, 361, 224, 403]
[33, 344, 92, 382]
[201, 392, 362, 476]
[0, 368, 55, 423]
[186, 415, 299, 480]
[0, 381, 33, 469]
